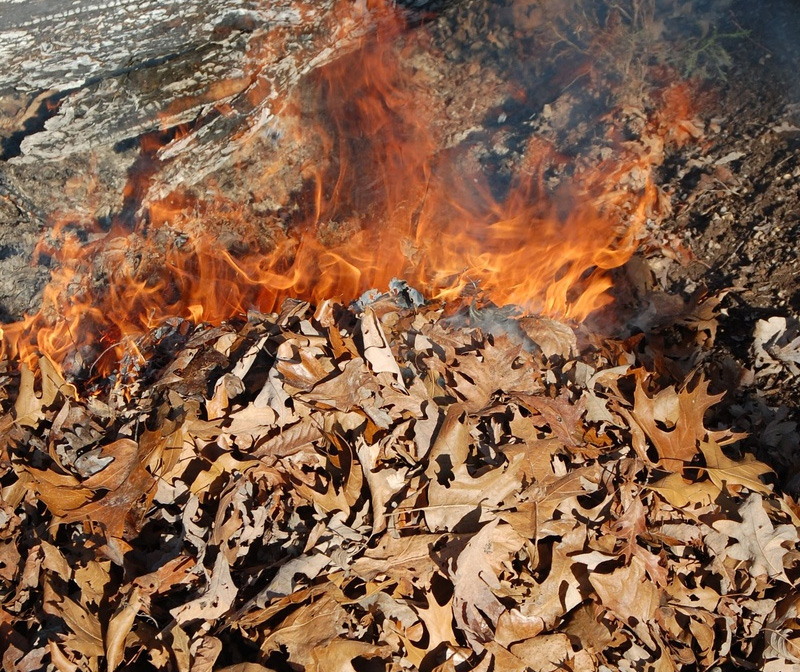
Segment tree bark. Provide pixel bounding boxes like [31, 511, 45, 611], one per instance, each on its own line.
[0, 0, 380, 173]
[0, 0, 256, 93]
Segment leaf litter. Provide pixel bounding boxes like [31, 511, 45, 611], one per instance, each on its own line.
[1, 291, 799, 671]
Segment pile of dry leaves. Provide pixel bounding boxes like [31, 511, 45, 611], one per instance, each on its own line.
[1, 289, 799, 671]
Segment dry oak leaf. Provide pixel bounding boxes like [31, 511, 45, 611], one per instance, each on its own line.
[509, 633, 582, 672]
[630, 372, 723, 470]
[424, 406, 527, 531]
[764, 595, 800, 664]
[43, 578, 104, 658]
[262, 591, 347, 668]
[699, 439, 773, 496]
[309, 639, 391, 672]
[299, 356, 378, 409]
[495, 524, 586, 646]
[105, 585, 145, 671]
[712, 493, 798, 582]
[589, 555, 660, 650]
[276, 340, 334, 392]
[583, 364, 631, 427]
[81, 438, 140, 491]
[171, 551, 238, 624]
[24, 465, 94, 517]
[447, 337, 542, 413]
[58, 456, 157, 541]
[451, 519, 523, 651]
[14, 357, 77, 428]
[190, 636, 223, 672]
[411, 591, 459, 662]
[517, 315, 577, 359]
[361, 306, 407, 392]
[517, 393, 586, 449]
[649, 472, 718, 509]
[351, 533, 444, 583]
[0, 511, 21, 583]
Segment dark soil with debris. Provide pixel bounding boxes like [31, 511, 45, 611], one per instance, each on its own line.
[646, 0, 800, 491]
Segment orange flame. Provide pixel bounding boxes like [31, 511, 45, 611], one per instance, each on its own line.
[1, 2, 700, 382]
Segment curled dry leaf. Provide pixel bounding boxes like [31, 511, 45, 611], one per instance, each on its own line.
[518, 314, 577, 359]
[590, 555, 660, 650]
[171, 552, 237, 624]
[105, 586, 144, 671]
[712, 493, 798, 582]
[495, 524, 586, 646]
[361, 306, 407, 392]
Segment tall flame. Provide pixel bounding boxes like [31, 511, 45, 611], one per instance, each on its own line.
[1, 2, 700, 381]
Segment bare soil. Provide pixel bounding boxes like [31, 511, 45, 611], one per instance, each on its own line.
[647, 0, 800, 490]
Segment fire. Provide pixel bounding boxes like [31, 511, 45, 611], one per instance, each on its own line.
[1, 2, 700, 383]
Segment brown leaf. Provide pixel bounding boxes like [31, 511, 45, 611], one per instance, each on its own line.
[424, 406, 527, 531]
[356, 434, 408, 535]
[300, 356, 378, 409]
[252, 419, 324, 459]
[262, 591, 346, 667]
[133, 555, 195, 595]
[630, 372, 723, 470]
[309, 639, 391, 672]
[48, 640, 79, 672]
[73, 559, 112, 608]
[495, 525, 586, 646]
[207, 373, 246, 419]
[518, 315, 577, 359]
[361, 306, 407, 393]
[590, 555, 660, 649]
[38, 355, 78, 407]
[699, 440, 773, 496]
[105, 586, 144, 671]
[190, 636, 223, 672]
[0, 511, 21, 583]
[81, 438, 140, 491]
[171, 552, 238, 624]
[59, 457, 156, 541]
[352, 534, 444, 584]
[14, 364, 45, 428]
[509, 633, 575, 672]
[163, 621, 191, 672]
[43, 579, 104, 658]
[713, 493, 798, 582]
[447, 337, 542, 413]
[39, 539, 71, 579]
[649, 473, 718, 508]
[25, 466, 94, 517]
[451, 520, 509, 651]
[276, 339, 333, 392]
[517, 393, 586, 449]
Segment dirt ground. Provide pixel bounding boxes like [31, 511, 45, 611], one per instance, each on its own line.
[646, 0, 800, 490]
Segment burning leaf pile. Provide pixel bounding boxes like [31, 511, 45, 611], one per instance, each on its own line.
[1, 0, 799, 670]
[2, 290, 799, 671]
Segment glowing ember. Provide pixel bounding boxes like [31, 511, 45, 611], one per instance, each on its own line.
[1, 1, 701, 382]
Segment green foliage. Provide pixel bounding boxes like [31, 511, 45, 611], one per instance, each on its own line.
[674, 24, 749, 81]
